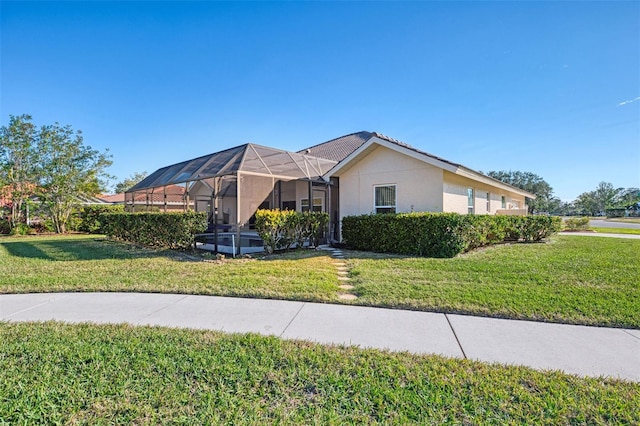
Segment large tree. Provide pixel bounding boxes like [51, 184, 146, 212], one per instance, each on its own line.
[486, 170, 553, 214]
[574, 182, 637, 216]
[36, 122, 112, 233]
[0, 114, 39, 227]
[114, 171, 147, 194]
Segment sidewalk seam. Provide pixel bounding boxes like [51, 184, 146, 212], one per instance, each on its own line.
[134, 294, 190, 323]
[1, 294, 69, 319]
[444, 313, 467, 359]
[622, 329, 640, 341]
[279, 302, 306, 337]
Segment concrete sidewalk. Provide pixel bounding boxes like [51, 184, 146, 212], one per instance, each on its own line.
[1, 292, 638, 382]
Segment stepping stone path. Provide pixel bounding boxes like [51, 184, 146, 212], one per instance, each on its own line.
[317, 245, 358, 301]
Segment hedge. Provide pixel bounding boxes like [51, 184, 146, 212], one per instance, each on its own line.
[100, 212, 207, 250]
[341, 213, 561, 258]
[75, 204, 125, 233]
[255, 209, 329, 253]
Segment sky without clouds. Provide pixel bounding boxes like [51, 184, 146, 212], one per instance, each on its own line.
[1, 1, 638, 201]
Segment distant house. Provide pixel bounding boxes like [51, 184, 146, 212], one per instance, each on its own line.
[127, 131, 534, 252]
[102, 184, 189, 212]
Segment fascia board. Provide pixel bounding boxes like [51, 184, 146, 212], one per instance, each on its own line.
[455, 167, 537, 199]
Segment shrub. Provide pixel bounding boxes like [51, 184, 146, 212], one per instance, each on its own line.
[76, 205, 125, 234]
[564, 216, 590, 231]
[255, 209, 329, 253]
[9, 223, 33, 236]
[341, 213, 561, 258]
[0, 217, 10, 235]
[100, 212, 207, 250]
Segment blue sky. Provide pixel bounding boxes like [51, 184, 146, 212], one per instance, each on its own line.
[1, 1, 638, 201]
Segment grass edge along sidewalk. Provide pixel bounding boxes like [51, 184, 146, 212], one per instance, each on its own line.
[1, 322, 638, 424]
[1, 234, 639, 329]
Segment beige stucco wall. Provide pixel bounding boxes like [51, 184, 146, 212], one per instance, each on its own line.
[443, 171, 526, 215]
[336, 145, 444, 218]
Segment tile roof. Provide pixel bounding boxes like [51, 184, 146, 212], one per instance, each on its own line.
[297, 131, 374, 162]
[370, 132, 462, 169]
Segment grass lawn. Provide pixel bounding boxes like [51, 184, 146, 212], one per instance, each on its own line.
[347, 236, 640, 328]
[605, 218, 640, 224]
[0, 235, 340, 302]
[1, 322, 638, 424]
[591, 227, 640, 235]
[1, 234, 639, 328]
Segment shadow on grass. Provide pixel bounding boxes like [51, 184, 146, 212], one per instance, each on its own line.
[0, 238, 166, 262]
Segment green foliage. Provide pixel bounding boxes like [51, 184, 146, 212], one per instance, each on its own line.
[255, 209, 329, 253]
[8, 222, 33, 236]
[342, 213, 562, 257]
[101, 212, 207, 250]
[487, 170, 553, 214]
[0, 216, 10, 234]
[574, 183, 640, 216]
[37, 123, 112, 233]
[0, 114, 38, 227]
[114, 171, 148, 193]
[75, 204, 125, 233]
[564, 217, 590, 231]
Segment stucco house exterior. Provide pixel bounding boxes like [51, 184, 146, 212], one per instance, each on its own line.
[127, 131, 534, 252]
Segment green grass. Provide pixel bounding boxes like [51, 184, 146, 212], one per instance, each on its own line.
[1, 322, 637, 424]
[1, 234, 639, 328]
[347, 236, 640, 328]
[606, 217, 640, 224]
[591, 227, 640, 235]
[0, 235, 340, 302]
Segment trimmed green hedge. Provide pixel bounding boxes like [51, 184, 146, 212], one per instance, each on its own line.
[75, 205, 125, 234]
[255, 209, 329, 253]
[100, 212, 207, 250]
[341, 213, 561, 258]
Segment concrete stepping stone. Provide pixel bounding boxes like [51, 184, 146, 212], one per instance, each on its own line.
[338, 276, 350, 281]
[337, 271, 348, 276]
[338, 294, 358, 301]
[338, 284, 354, 290]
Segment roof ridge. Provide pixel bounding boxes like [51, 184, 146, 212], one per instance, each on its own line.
[298, 131, 373, 152]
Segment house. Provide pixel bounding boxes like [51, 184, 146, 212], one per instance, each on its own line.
[101, 184, 190, 212]
[126, 131, 534, 253]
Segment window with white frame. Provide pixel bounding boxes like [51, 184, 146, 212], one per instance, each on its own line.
[467, 188, 474, 214]
[301, 197, 323, 212]
[486, 192, 490, 212]
[501, 195, 506, 209]
[374, 185, 396, 214]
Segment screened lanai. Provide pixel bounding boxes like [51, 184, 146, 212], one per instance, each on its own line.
[125, 143, 338, 255]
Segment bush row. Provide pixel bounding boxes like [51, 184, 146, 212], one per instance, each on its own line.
[341, 213, 562, 258]
[255, 209, 329, 253]
[100, 212, 207, 250]
[74, 205, 125, 233]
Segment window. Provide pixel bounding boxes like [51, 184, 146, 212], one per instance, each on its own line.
[486, 192, 490, 212]
[301, 197, 323, 212]
[467, 188, 474, 214]
[501, 195, 506, 209]
[374, 185, 396, 214]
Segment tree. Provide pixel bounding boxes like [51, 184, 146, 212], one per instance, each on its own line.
[36, 122, 112, 233]
[486, 170, 554, 214]
[574, 190, 599, 216]
[114, 171, 147, 194]
[574, 183, 637, 216]
[614, 187, 640, 208]
[0, 114, 38, 227]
